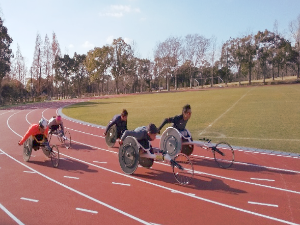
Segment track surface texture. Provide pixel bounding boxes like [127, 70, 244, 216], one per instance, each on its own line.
[0, 99, 300, 225]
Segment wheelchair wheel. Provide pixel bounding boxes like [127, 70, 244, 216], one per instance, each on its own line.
[23, 139, 32, 162]
[119, 137, 139, 174]
[213, 142, 234, 169]
[139, 157, 154, 168]
[64, 131, 71, 149]
[50, 145, 60, 168]
[172, 153, 194, 185]
[57, 131, 63, 143]
[105, 125, 117, 147]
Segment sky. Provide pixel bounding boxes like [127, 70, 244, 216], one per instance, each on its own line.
[1, 0, 300, 70]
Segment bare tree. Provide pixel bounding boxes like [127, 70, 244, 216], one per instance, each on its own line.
[31, 33, 43, 95]
[183, 34, 210, 88]
[154, 36, 182, 91]
[10, 44, 27, 84]
[289, 15, 300, 78]
[43, 34, 52, 95]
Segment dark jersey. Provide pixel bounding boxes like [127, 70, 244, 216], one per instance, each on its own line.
[105, 114, 127, 134]
[158, 114, 188, 132]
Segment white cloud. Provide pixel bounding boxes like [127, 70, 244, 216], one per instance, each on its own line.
[106, 35, 115, 44]
[124, 37, 133, 44]
[68, 44, 74, 49]
[82, 41, 94, 49]
[99, 5, 141, 18]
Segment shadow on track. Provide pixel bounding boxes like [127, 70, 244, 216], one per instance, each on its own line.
[190, 156, 298, 175]
[26, 158, 98, 174]
[133, 167, 247, 194]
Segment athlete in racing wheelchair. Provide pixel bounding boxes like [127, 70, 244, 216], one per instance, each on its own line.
[48, 115, 64, 136]
[157, 104, 194, 156]
[18, 118, 59, 167]
[104, 109, 128, 147]
[119, 123, 194, 185]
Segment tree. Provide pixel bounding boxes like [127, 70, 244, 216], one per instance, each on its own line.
[43, 34, 52, 95]
[10, 44, 27, 84]
[72, 53, 87, 97]
[110, 38, 134, 94]
[0, 17, 13, 104]
[31, 33, 43, 95]
[85, 46, 112, 95]
[183, 34, 210, 88]
[289, 14, 300, 78]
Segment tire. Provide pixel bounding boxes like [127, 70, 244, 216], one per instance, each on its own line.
[119, 137, 139, 174]
[139, 157, 154, 168]
[50, 145, 60, 168]
[105, 125, 117, 147]
[23, 139, 32, 162]
[64, 131, 71, 149]
[213, 142, 234, 169]
[172, 153, 194, 185]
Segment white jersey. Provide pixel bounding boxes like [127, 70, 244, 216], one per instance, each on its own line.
[48, 117, 64, 131]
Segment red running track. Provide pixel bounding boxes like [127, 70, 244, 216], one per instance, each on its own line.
[0, 99, 300, 225]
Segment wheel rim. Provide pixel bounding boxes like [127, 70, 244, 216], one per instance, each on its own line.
[213, 142, 234, 169]
[172, 153, 194, 185]
[51, 145, 59, 168]
[64, 131, 71, 149]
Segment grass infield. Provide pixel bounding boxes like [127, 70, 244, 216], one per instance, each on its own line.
[63, 84, 300, 153]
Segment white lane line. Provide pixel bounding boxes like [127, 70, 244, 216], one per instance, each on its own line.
[0, 150, 150, 225]
[0, 152, 4, 154]
[64, 176, 79, 179]
[65, 127, 104, 138]
[250, 178, 275, 182]
[112, 182, 131, 186]
[0, 203, 24, 225]
[23, 171, 36, 174]
[6, 109, 299, 225]
[93, 161, 107, 164]
[76, 208, 98, 214]
[20, 197, 39, 203]
[171, 190, 195, 196]
[248, 201, 278, 207]
[25, 109, 37, 125]
[192, 154, 300, 174]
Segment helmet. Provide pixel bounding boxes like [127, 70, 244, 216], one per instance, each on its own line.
[39, 118, 48, 129]
[56, 115, 62, 121]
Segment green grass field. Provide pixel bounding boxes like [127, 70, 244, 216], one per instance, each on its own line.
[63, 84, 300, 153]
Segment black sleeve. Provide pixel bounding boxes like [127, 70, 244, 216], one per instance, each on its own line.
[105, 116, 119, 133]
[158, 117, 174, 131]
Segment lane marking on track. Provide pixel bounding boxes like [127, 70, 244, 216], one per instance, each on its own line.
[93, 161, 107, 164]
[248, 201, 278, 207]
[191, 154, 300, 174]
[0, 152, 4, 154]
[171, 190, 195, 196]
[250, 178, 275, 182]
[23, 171, 36, 173]
[20, 197, 39, 202]
[64, 127, 104, 138]
[75, 208, 98, 214]
[7, 108, 300, 225]
[0, 149, 151, 225]
[0, 203, 24, 225]
[112, 182, 130, 186]
[64, 176, 79, 179]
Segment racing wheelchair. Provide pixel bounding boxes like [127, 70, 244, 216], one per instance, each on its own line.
[171, 128, 234, 169]
[23, 135, 60, 168]
[48, 127, 71, 149]
[119, 127, 194, 185]
[105, 125, 117, 147]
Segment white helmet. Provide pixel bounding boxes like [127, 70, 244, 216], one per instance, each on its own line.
[39, 118, 48, 129]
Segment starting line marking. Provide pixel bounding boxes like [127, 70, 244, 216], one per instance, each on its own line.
[76, 208, 98, 214]
[20, 197, 39, 203]
[64, 176, 79, 179]
[112, 182, 130, 186]
[250, 178, 275, 182]
[248, 201, 278, 207]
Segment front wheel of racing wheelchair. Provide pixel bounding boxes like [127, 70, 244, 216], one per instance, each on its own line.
[105, 125, 118, 147]
[23, 136, 60, 168]
[49, 128, 71, 149]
